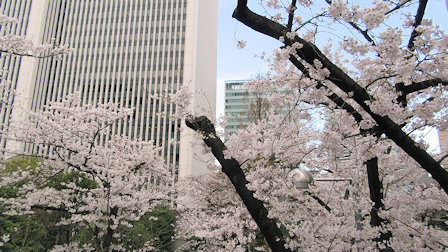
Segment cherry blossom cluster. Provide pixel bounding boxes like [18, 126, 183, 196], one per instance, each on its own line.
[178, 0, 447, 250]
[176, 173, 260, 251]
[0, 14, 71, 58]
[1, 93, 173, 250]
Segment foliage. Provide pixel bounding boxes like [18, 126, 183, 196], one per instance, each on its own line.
[0, 156, 41, 198]
[0, 94, 173, 251]
[120, 205, 176, 251]
[0, 156, 83, 251]
[182, 0, 448, 251]
[0, 156, 176, 251]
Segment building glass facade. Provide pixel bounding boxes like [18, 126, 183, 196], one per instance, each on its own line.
[3, 0, 217, 178]
[225, 80, 296, 135]
[224, 80, 251, 135]
[0, 0, 33, 149]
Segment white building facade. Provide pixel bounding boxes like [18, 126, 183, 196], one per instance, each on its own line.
[3, 0, 217, 178]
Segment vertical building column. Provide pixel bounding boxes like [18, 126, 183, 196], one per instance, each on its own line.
[179, 0, 218, 177]
[6, 0, 50, 154]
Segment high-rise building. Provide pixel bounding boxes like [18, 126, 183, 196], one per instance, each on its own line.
[224, 80, 252, 135]
[0, 0, 35, 150]
[3, 0, 217, 178]
[224, 80, 292, 135]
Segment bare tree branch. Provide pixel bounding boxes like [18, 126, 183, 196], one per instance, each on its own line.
[385, 0, 412, 15]
[366, 158, 392, 250]
[396, 78, 447, 106]
[31, 205, 90, 215]
[103, 206, 118, 251]
[324, 0, 375, 45]
[0, 49, 65, 58]
[347, 22, 375, 45]
[398, 78, 448, 96]
[437, 153, 448, 164]
[294, 12, 326, 31]
[287, 0, 297, 31]
[304, 191, 332, 212]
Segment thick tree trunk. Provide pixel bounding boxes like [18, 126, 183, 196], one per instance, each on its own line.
[186, 116, 291, 252]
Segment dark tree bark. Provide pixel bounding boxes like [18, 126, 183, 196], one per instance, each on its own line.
[408, 0, 428, 50]
[366, 158, 393, 251]
[186, 116, 291, 252]
[103, 206, 118, 251]
[232, 0, 448, 195]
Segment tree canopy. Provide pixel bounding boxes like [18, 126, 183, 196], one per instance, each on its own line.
[183, 1, 448, 251]
[1, 95, 174, 251]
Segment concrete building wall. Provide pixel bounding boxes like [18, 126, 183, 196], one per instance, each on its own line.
[179, 0, 217, 177]
[4, 0, 50, 155]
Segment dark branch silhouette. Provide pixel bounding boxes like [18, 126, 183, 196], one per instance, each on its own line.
[366, 158, 393, 251]
[408, 0, 429, 50]
[232, 0, 448, 195]
[186, 115, 291, 252]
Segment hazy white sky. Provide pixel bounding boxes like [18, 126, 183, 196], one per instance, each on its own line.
[215, 0, 448, 151]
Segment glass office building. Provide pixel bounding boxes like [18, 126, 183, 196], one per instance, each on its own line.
[0, 0, 34, 150]
[3, 0, 217, 178]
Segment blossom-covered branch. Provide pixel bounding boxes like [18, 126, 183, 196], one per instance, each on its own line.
[185, 115, 291, 252]
[232, 0, 448, 195]
[0, 14, 71, 58]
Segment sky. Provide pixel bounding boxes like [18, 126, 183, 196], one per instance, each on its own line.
[216, 1, 281, 119]
[215, 0, 448, 152]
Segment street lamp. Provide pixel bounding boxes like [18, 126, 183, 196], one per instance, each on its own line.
[287, 168, 351, 213]
[287, 168, 314, 189]
[287, 168, 352, 189]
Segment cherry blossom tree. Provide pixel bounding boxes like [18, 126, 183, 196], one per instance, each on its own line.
[183, 0, 448, 251]
[0, 94, 173, 251]
[0, 13, 74, 249]
[184, 113, 447, 251]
